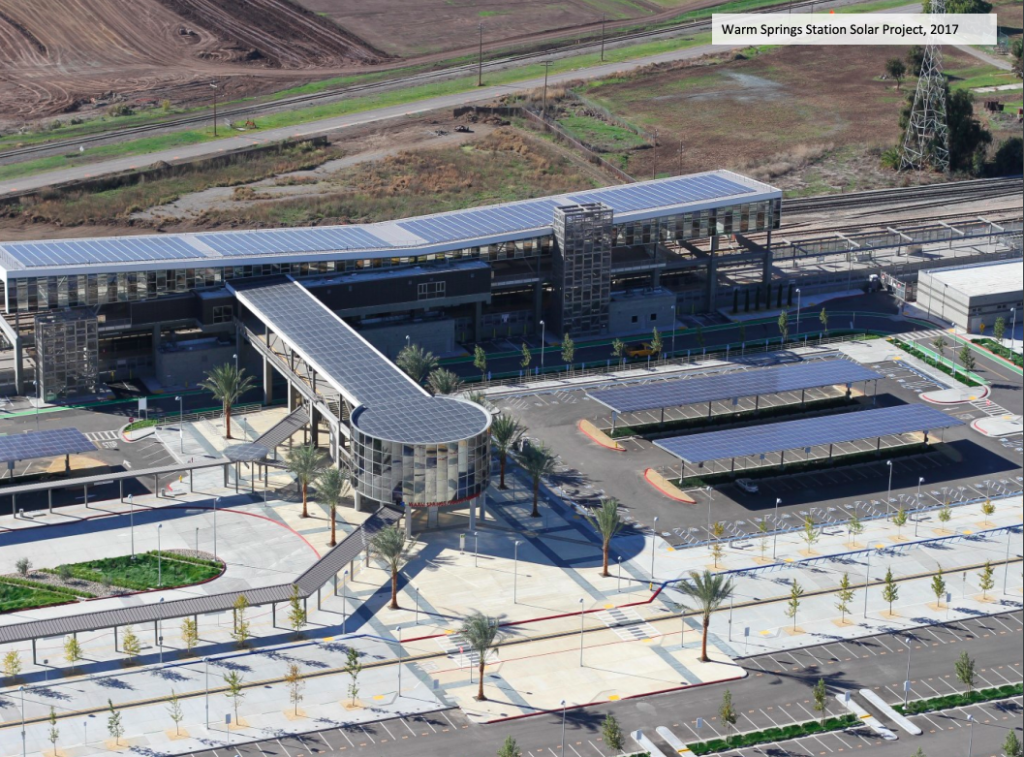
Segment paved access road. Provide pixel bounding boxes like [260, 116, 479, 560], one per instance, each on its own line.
[181, 611, 1023, 757]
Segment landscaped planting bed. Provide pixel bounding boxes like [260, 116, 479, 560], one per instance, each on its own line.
[890, 338, 983, 387]
[972, 338, 1023, 367]
[895, 683, 1023, 715]
[687, 715, 859, 755]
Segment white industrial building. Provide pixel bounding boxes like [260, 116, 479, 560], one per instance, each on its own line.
[917, 259, 1023, 332]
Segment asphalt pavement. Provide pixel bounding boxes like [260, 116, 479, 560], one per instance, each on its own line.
[180, 611, 1023, 757]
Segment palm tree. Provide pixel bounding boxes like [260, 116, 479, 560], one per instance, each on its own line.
[370, 524, 411, 610]
[491, 414, 525, 489]
[200, 363, 255, 439]
[427, 368, 463, 396]
[286, 445, 325, 518]
[676, 570, 735, 662]
[519, 444, 557, 518]
[587, 498, 623, 577]
[316, 466, 347, 547]
[397, 344, 439, 385]
[459, 611, 506, 702]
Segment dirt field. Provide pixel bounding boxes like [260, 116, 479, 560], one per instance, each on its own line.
[571, 45, 1021, 193]
[0, 0, 386, 127]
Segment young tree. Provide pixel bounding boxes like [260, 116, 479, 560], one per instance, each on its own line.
[786, 579, 804, 631]
[587, 498, 624, 577]
[756, 516, 770, 561]
[958, 343, 976, 375]
[107, 699, 124, 745]
[993, 316, 1006, 344]
[801, 516, 819, 553]
[955, 650, 976, 695]
[710, 521, 726, 568]
[938, 501, 952, 528]
[520, 342, 532, 371]
[285, 444, 325, 519]
[64, 636, 83, 671]
[601, 714, 624, 752]
[231, 594, 251, 648]
[16, 557, 31, 577]
[647, 327, 663, 361]
[561, 333, 575, 370]
[48, 706, 60, 755]
[885, 57, 907, 90]
[611, 338, 626, 366]
[981, 497, 995, 524]
[676, 570, 735, 662]
[819, 307, 829, 336]
[778, 310, 789, 343]
[3, 650, 22, 684]
[460, 611, 507, 702]
[427, 367, 463, 396]
[695, 325, 705, 351]
[835, 573, 854, 624]
[200, 363, 255, 439]
[1004, 731, 1023, 757]
[719, 688, 737, 734]
[168, 690, 184, 735]
[121, 627, 141, 665]
[882, 567, 899, 615]
[893, 506, 908, 540]
[497, 736, 522, 757]
[473, 345, 488, 382]
[287, 584, 307, 636]
[847, 512, 865, 547]
[344, 647, 363, 707]
[932, 566, 947, 608]
[932, 335, 948, 367]
[812, 678, 829, 725]
[223, 670, 246, 724]
[371, 523, 411, 611]
[284, 662, 305, 716]
[396, 344, 438, 385]
[491, 414, 525, 489]
[519, 443, 557, 518]
[316, 466, 347, 547]
[180, 616, 198, 657]
[979, 561, 995, 600]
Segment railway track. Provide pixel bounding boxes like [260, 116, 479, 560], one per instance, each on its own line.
[784, 176, 1024, 214]
[0, 0, 857, 163]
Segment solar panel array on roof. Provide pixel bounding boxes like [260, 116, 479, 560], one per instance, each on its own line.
[5, 237, 197, 268]
[231, 278, 427, 409]
[194, 226, 389, 256]
[654, 404, 961, 464]
[567, 174, 754, 212]
[590, 361, 881, 414]
[0, 428, 95, 464]
[352, 397, 489, 444]
[396, 199, 561, 244]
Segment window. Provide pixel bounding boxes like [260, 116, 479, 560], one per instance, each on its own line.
[212, 305, 233, 324]
[650, 313, 657, 321]
[417, 281, 446, 300]
[631, 315, 639, 323]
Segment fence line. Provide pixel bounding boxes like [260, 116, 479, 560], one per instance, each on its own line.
[563, 89, 657, 144]
[520, 108, 637, 183]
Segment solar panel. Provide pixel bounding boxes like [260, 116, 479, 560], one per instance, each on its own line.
[0, 428, 95, 464]
[590, 361, 881, 414]
[654, 404, 961, 463]
[352, 397, 489, 444]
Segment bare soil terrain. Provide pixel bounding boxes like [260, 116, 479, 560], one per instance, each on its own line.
[0, 0, 387, 128]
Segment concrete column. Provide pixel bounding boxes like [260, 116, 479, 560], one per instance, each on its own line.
[428, 506, 439, 529]
[762, 227, 774, 289]
[309, 405, 320, 448]
[478, 494, 487, 522]
[652, 267, 661, 288]
[262, 356, 274, 405]
[706, 235, 719, 312]
[474, 301, 483, 344]
[405, 503, 413, 538]
[13, 336, 24, 395]
[353, 489, 362, 512]
[469, 500, 477, 530]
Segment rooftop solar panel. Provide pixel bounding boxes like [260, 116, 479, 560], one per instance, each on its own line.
[0, 428, 96, 464]
[589, 361, 881, 414]
[653, 404, 961, 464]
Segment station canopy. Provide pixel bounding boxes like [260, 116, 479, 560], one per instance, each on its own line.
[589, 360, 881, 414]
[653, 404, 961, 464]
[0, 428, 95, 464]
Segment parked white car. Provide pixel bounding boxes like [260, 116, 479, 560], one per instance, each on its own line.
[736, 478, 759, 493]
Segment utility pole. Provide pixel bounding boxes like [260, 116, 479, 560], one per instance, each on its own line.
[899, 0, 950, 172]
[210, 82, 218, 137]
[652, 128, 658, 179]
[541, 61, 554, 120]
[600, 16, 606, 61]
[478, 24, 484, 87]
[678, 142, 684, 175]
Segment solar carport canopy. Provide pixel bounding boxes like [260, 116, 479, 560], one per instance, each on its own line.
[654, 404, 961, 464]
[0, 428, 95, 464]
[589, 361, 881, 414]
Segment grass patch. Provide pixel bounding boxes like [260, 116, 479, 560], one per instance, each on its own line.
[672, 442, 928, 489]
[557, 114, 650, 151]
[896, 683, 1023, 715]
[610, 395, 857, 439]
[889, 338, 985, 387]
[62, 552, 223, 593]
[972, 338, 1023, 367]
[0, 582, 73, 614]
[688, 715, 859, 755]
[124, 418, 160, 433]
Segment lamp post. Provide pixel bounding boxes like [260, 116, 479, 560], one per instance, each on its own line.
[157, 523, 163, 586]
[396, 625, 403, 692]
[342, 569, 349, 634]
[204, 657, 210, 727]
[902, 634, 913, 707]
[474, 531, 479, 568]
[232, 352, 238, 372]
[650, 516, 659, 585]
[915, 477, 924, 537]
[19, 685, 26, 757]
[772, 498, 782, 558]
[795, 288, 802, 335]
[560, 699, 568, 754]
[128, 493, 135, 559]
[513, 540, 521, 604]
[1010, 307, 1017, 352]
[670, 305, 677, 358]
[863, 546, 874, 618]
[886, 460, 894, 517]
[578, 598, 585, 666]
[541, 61, 553, 120]
[213, 497, 220, 559]
[967, 713, 975, 756]
[175, 395, 184, 453]
[705, 486, 712, 536]
[539, 320, 546, 372]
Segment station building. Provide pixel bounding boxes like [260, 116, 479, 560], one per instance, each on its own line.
[917, 259, 1023, 332]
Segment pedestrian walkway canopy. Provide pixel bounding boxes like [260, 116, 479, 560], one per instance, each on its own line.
[0, 428, 95, 465]
[589, 360, 881, 414]
[654, 404, 961, 464]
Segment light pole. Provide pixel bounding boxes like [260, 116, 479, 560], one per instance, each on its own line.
[405, 334, 410, 349]
[863, 546, 874, 618]
[157, 523, 163, 585]
[560, 699, 567, 754]
[232, 352, 238, 372]
[915, 477, 924, 537]
[1004, 526, 1013, 595]
[772, 498, 782, 558]
[474, 531, 479, 568]
[175, 395, 184, 453]
[795, 288, 801, 335]
[967, 713, 975, 756]
[342, 569, 349, 634]
[886, 460, 894, 516]
[578, 598, 585, 666]
[539, 320, 546, 372]
[213, 496, 220, 558]
[204, 657, 210, 727]
[19, 684, 25, 757]
[1010, 307, 1017, 352]
[670, 305, 677, 358]
[396, 625, 403, 692]
[541, 61, 553, 120]
[513, 540, 521, 604]
[902, 634, 913, 707]
[705, 486, 712, 536]
[33, 380, 39, 431]
[128, 493, 135, 558]
[650, 516, 659, 585]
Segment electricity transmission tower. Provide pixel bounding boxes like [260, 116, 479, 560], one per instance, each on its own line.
[899, 0, 950, 173]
